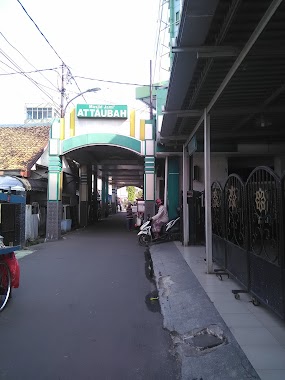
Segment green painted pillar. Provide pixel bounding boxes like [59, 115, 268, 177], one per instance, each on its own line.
[112, 185, 117, 213]
[101, 176, 109, 217]
[101, 176, 106, 216]
[105, 179, 109, 205]
[168, 157, 180, 220]
[79, 165, 88, 227]
[144, 120, 155, 219]
[46, 121, 63, 241]
[105, 178, 109, 216]
[92, 168, 98, 223]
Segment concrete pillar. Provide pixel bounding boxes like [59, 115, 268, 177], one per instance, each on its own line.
[168, 157, 180, 220]
[46, 120, 63, 241]
[182, 145, 189, 246]
[112, 185, 117, 214]
[105, 179, 109, 205]
[87, 165, 92, 222]
[204, 109, 213, 273]
[144, 120, 155, 218]
[101, 176, 109, 217]
[164, 156, 169, 207]
[16, 202, 26, 247]
[79, 165, 88, 227]
[92, 168, 98, 222]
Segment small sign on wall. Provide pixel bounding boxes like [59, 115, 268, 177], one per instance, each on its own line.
[76, 104, 128, 119]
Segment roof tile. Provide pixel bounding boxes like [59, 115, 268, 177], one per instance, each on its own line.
[0, 125, 51, 171]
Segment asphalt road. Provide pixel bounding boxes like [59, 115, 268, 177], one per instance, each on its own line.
[0, 212, 179, 380]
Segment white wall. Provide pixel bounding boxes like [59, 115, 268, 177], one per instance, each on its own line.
[274, 156, 285, 176]
[25, 205, 39, 241]
[75, 118, 130, 137]
[35, 147, 49, 167]
[193, 153, 228, 191]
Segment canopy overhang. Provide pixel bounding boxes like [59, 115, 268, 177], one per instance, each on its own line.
[161, 0, 285, 147]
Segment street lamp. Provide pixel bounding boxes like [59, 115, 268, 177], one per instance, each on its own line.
[61, 87, 101, 117]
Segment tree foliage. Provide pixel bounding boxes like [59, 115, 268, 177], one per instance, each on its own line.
[136, 189, 143, 199]
[126, 186, 136, 202]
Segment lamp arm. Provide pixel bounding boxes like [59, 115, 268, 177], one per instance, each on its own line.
[62, 88, 100, 117]
[63, 91, 88, 116]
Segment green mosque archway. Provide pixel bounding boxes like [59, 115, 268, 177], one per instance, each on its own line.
[62, 133, 142, 155]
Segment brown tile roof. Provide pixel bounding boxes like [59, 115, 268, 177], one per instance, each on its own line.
[0, 125, 51, 171]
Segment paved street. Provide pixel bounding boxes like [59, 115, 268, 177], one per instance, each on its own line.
[0, 213, 179, 380]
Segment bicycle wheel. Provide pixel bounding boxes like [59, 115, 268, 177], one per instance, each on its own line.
[0, 261, 11, 312]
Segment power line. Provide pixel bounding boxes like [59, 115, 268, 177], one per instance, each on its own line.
[74, 75, 149, 87]
[0, 48, 59, 107]
[0, 31, 60, 90]
[16, 0, 65, 64]
[0, 57, 60, 94]
[16, 1, 86, 102]
[67, 67, 87, 103]
[153, 0, 165, 82]
[0, 67, 59, 76]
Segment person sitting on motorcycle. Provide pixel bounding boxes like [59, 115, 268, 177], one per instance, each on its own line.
[151, 199, 169, 238]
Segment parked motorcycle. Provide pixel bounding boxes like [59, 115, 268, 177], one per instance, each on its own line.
[137, 216, 181, 246]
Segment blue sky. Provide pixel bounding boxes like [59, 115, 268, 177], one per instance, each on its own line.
[0, 0, 160, 123]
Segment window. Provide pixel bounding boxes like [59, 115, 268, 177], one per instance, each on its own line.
[38, 108, 43, 119]
[26, 108, 33, 119]
[175, 11, 180, 25]
[26, 106, 55, 120]
[32, 109, 38, 119]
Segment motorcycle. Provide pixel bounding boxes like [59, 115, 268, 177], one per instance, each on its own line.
[137, 216, 181, 246]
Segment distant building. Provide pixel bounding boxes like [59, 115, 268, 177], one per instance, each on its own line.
[25, 103, 60, 123]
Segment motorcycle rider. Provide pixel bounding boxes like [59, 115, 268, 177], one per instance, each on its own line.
[151, 199, 169, 238]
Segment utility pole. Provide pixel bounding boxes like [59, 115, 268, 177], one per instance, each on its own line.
[60, 62, 66, 118]
[149, 60, 153, 120]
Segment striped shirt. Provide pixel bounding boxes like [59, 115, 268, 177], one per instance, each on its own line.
[126, 206, 133, 219]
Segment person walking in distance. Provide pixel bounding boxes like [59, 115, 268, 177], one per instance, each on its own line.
[126, 202, 134, 231]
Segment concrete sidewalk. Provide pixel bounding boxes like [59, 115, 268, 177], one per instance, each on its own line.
[149, 242, 260, 380]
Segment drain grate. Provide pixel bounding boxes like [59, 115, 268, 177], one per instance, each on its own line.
[172, 325, 227, 356]
[185, 325, 226, 351]
[191, 332, 223, 350]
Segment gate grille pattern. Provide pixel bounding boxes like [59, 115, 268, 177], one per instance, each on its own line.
[225, 175, 246, 249]
[211, 166, 285, 319]
[211, 182, 223, 238]
[247, 167, 281, 266]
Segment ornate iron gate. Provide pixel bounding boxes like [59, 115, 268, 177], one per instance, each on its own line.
[211, 181, 225, 268]
[247, 167, 284, 318]
[224, 174, 249, 289]
[211, 166, 285, 319]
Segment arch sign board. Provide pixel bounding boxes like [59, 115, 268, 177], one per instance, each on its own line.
[76, 104, 128, 119]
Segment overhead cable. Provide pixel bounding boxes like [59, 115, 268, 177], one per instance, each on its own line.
[0, 31, 60, 90]
[16, 1, 86, 102]
[74, 75, 149, 87]
[0, 48, 59, 106]
[16, 0, 65, 63]
[0, 67, 60, 76]
[0, 53, 60, 93]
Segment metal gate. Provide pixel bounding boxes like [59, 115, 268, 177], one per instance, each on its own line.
[211, 181, 225, 268]
[247, 167, 284, 318]
[211, 166, 285, 319]
[224, 174, 248, 289]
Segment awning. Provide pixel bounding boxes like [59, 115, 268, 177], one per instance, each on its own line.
[17, 177, 47, 192]
[161, 0, 285, 146]
[0, 176, 25, 192]
[0, 176, 47, 192]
